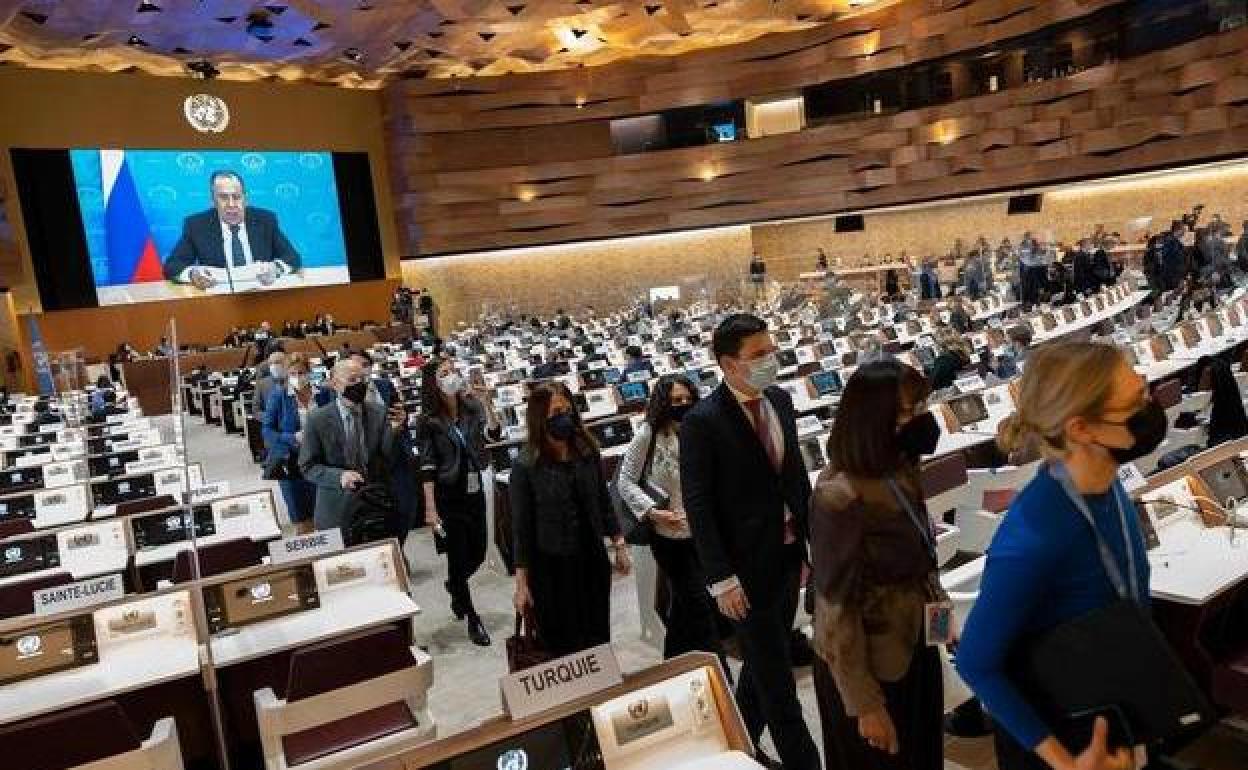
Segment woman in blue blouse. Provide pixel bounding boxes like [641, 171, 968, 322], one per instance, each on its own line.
[957, 342, 1167, 770]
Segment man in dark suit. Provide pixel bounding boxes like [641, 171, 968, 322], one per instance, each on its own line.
[681, 313, 821, 770]
[163, 170, 301, 290]
[299, 359, 405, 532]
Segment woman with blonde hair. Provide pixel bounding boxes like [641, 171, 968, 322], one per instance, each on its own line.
[956, 342, 1167, 770]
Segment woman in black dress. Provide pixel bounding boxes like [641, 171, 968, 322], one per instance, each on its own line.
[417, 358, 501, 647]
[510, 381, 632, 656]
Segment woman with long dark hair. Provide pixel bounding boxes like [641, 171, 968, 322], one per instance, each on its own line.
[510, 381, 631, 656]
[416, 357, 501, 646]
[810, 360, 946, 770]
[617, 374, 721, 659]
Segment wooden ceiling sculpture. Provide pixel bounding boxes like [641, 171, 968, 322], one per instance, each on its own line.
[0, 0, 891, 86]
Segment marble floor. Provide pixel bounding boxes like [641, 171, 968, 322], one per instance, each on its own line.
[179, 415, 1248, 770]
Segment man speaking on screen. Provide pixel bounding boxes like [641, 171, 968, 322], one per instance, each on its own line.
[163, 170, 301, 290]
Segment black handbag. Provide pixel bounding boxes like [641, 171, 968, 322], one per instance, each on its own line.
[506, 611, 551, 673]
[261, 450, 301, 481]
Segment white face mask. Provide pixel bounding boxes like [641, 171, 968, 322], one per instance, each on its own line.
[741, 353, 779, 391]
[438, 373, 465, 395]
[289, 374, 303, 389]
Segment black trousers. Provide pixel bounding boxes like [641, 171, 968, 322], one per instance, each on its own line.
[813, 642, 943, 770]
[530, 534, 612, 658]
[649, 534, 720, 660]
[733, 545, 821, 770]
[437, 487, 487, 610]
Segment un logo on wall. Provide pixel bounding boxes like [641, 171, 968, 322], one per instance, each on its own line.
[274, 182, 299, 201]
[183, 94, 230, 134]
[298, 153, 324, 170]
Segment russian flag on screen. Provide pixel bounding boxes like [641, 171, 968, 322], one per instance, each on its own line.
[100, 150, 163, 285]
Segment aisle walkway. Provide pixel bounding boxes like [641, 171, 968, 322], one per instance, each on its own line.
[183, 416, 1247, 770]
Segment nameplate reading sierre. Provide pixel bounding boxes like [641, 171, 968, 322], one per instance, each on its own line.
[268, 528, 344, 565]
[501, 643, 622, 720]
[34, 573, 124, 617]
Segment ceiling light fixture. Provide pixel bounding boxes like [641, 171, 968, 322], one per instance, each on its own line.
[245, 11, 276, 42]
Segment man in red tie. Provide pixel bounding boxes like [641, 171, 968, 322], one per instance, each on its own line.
[681, 313, 821, 770]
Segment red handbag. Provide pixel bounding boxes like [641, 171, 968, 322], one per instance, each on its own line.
[506, 611, 551, 672]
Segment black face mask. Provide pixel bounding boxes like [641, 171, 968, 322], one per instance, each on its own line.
[547, 412, 577, 441]
[668, 403, 693, 423]
[1099, 401, 1168, 464]
[897, 411, 941, 459]
[341, 381, 368, 405]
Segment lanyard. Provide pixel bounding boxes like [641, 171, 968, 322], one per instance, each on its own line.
[449, 422, 481, 473]
[885, 478, 937, 563]
[1051, 461, 1142, 603]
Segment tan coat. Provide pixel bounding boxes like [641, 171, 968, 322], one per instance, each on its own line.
[810, 468, 945, 716]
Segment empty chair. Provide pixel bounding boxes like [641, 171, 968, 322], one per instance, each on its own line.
[955, 461, 1041, 554]
[0, 571, 74, 620]
[115, 494, 180, 518]
[1153, 378, 1184, 424]
[940, 555, 987, 636]
[253, 625, 435, 769]
[171, 537, 264, 583]
[919, 452, 969, 565]
[0, 700, 184, 770]
[0, 519, 35, 539]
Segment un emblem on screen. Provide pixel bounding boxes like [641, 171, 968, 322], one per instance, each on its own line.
[183, 93, 230, 133]
[496, 748, 527, 770]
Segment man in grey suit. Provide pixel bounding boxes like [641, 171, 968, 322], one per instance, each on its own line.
[299, 359, 406, 532]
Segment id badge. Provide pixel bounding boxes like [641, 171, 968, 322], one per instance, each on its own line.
[466, 471, 481, 495]
[925, 601, 955, 646]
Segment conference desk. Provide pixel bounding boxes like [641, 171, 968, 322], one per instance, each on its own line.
[0, 519, 129, 589]
[97, 267, 350, 304]
[206, 541, 418, 668]
[0, 589, 200, 725]
[1149, 518, 1248, 606]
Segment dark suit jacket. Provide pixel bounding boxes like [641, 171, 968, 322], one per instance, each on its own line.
[680, 383, 812, 600]
[509, 449, 621, 568]
[415, 395, 500, 490]
[163, 207, 300, 280]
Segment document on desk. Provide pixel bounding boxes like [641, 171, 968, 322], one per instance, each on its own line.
[191, 266, 298, 294]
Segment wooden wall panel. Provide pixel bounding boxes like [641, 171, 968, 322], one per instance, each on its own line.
[403, 158, 1248, 329]
[0, 67, 402, 313]
[388, 24, 1248, 256]
[21, 279, 398, 361]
